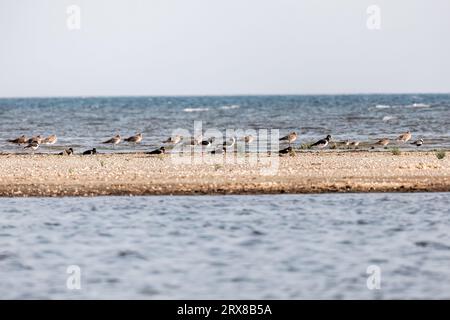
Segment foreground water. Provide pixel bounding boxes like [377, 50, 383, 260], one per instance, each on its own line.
[0, 193, 449, 299]
[0, 94, 449, 153]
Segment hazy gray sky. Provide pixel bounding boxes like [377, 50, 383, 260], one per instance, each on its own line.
[1, 0, 449, 97]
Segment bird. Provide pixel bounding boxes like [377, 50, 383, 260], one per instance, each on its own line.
[244, 135, 255, 144]
[279, 146, 293, 155]
[147, 146, 165, 155]
[24, 141, 39, 151]
[223, 136, 236, 150]
[83, 148, 97, 155]
[344, 140, 350, 147]
[279, 132, 297, 146]
[211, 147, 226, 154]
[201, 137, 215, 146]
[102, 135, 121, 147]
[27, 135, 43, 144]
[189, 135, 203, 146]
[411, 138, 423, 147]
[8, 135, 27, 145]
[42, 134, 58, 145]
[311, 135, 332, 149]
[397, 131, 412, 143]
[163, 135, 182, 144]
[124, 133, 143, 144]
[349, 141, 360, 148]
[59, 148, 74, 156]
[374, 138, 390, 147]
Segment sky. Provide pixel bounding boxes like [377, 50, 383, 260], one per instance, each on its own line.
[1, 0, 450, 97]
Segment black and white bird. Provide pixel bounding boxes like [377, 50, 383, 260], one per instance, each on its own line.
[311, 135, 332, 149]
[410, 138, 423, 147]
[83, 148, 97, 155]
[211, 147, 226, 154]
[147, 146, 165, 155]
[223, 136, 236, 151]
[24, 141, 40, 151]
[201, 137, 215, 146]
[279, 132, 297, 146]
[59, 148, 74, 156]
[279, 146, 292, 155]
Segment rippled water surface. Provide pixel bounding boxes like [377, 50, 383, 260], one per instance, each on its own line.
[0, 94, 449, 153]
[1, 193, 450, 299]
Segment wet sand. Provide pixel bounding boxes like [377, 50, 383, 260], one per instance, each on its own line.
[0, 151, 449, 196]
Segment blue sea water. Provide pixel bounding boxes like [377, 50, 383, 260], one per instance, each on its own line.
[0, 193, 449, 299]
[0, 94, 449, 153]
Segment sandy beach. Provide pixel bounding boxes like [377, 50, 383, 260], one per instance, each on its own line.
[0, 150, 448, 196]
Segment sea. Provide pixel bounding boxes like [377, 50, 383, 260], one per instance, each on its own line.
[0, 94, 449, 152]
[0, 94, 449, 299]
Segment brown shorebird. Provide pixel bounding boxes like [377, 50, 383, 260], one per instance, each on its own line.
[24, 141, 40, 151]
[411, 138, 423, 147]
[349, 141, 360, 148]
[125, 133, 143, 144]
[42, 134, 58, 145]
[188, 135, 203, 146]
[147, 146, 165, 155]
[102, 135, 121, 147]
[163, 135, 182, 144]
[8, 135, 27, 145]
[311, 135, 332, 149]
[279, 132, 297, 146]
[83, 148, 97, 155]
[27, 135, 43, 144]
[244, 135, 255, 144]
[374, 138, 390, 147]
[397, 131, 412, 143]
[59, 148, 74, 156]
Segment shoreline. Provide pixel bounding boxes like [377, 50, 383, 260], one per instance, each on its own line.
[0, 151, 448, 197]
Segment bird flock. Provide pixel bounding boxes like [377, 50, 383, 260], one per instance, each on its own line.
[6, 130, 423, 156]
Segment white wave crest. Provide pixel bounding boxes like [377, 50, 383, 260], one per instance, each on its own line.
[220, 105, 240, 110]
[183, 107, 209, 112]
[382, 116, 396, 122]
[375, 104, 391, 109]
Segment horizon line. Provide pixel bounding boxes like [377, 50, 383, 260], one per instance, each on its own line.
[1, 92, 450, 100]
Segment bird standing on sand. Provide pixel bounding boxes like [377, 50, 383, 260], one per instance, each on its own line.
[311, 135, 332, 149]
[83, 148, 97, 155]
[244, 135, 255, 144]
[201, 137, 215, 146]
[279, 146, 293, 155]
[102, 135, 121, 147]
[411, 138, 423, 147]
[349, 141, 360, 148]
[163, 135, 182, 144]
[8, 135, 27, 145]
[24, 141, 39, 151]
[279, 132, 297, 146]
[223, 136, 236, 150]
[27, 135, 43, 144]
[42, 134, 57, 145]
[397, 131, 412, 143]
[189, 135, 203, 146]
[147, 146, 165, 155]
[59, 148, 74, 156]
[125, 133, 143, 144]
[374, 138, 390, 147]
